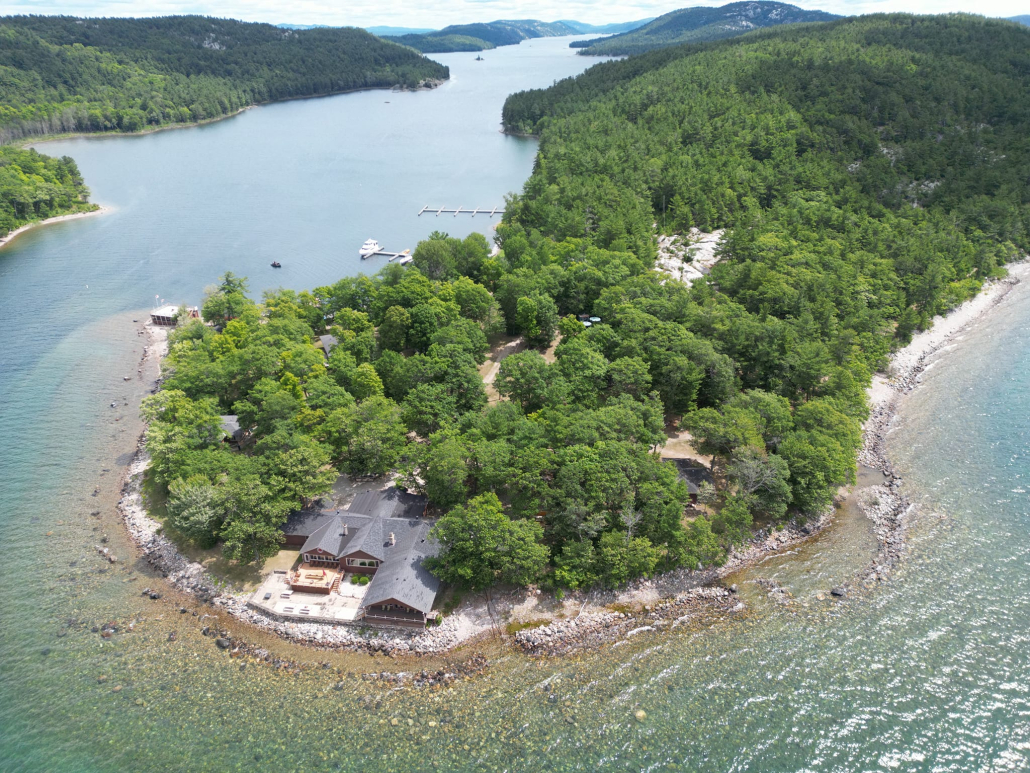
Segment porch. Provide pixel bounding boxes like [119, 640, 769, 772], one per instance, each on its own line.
[362, 608, 428, 627]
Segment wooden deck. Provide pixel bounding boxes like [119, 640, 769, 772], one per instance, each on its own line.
[289, 563, 339, 594]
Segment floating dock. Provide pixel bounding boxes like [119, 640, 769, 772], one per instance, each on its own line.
[362, 248, 411, 261]
[418, 206, 501, 217]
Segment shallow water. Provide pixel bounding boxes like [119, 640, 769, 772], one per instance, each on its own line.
[3, 35, 1030, 772]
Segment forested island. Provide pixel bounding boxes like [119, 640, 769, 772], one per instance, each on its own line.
[0, 15, 449, 144]
[144, 12, 1030, 596]
[384, 20, 578, 54]
[0, 146, 94, 239]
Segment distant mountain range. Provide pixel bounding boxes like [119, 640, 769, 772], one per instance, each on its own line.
[384, 19, 579, 53]
[274, 18, 656, 54]
[558, 19, 655, 34]
[365, 25, 436, 36]
[1008, 15, 1030, 26]
[572, 2, 841, 55]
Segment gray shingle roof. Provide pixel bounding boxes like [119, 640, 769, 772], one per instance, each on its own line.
[666, 458, 714, 495]
[318, 335, 338, 356]
[220, 415, 243, 441]
[344, 516, 385, 560]
[299, 515, 349, 556]
[362, 522, 441, 614]
[285, 490, 440, 617]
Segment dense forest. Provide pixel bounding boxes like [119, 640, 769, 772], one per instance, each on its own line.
[145, 13, 1030, 594]
[385, 19, 577, 54]
[0, 147, 94, 238]
[0, 15, 449, 143]
[571, 1, 839, 55]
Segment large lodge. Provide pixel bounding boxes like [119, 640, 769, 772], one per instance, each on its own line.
[271, 489, 441, 628]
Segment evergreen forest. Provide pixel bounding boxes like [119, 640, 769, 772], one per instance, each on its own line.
[145, 13, 1030, 592]
[0, 15, 450, 144]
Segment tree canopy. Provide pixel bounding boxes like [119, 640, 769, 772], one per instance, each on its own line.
[0, 146, 93, 238]
[0, 15, 449, 143]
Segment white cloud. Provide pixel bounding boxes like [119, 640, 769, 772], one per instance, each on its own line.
[1, 0, 1026, 29]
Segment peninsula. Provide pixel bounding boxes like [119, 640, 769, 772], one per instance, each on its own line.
[122, 12, 1030, 654]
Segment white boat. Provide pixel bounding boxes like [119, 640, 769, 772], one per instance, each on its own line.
[359, 239, 381, 259]
[398, 256, 413, 266]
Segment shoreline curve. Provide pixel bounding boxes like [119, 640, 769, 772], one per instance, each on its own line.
[0, 206, 107, 251]
[115, 260, 1029, 660]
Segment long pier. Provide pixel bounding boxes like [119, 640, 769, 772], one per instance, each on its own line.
[418, 206, 501, 217]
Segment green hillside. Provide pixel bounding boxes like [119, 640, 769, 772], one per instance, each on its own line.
[385, 19, 578, 53]
[573, 1, 839, 55]
[484, 13, 1030, 571]
[0, 15, 449, 144]
[559, 18, 655, 34]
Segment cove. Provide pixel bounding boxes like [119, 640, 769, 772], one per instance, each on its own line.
[3, 34, 1030, 773]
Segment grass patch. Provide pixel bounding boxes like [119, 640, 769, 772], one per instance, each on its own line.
[505, 619, 550, 636]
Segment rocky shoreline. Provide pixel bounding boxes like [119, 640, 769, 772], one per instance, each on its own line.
[515, 587, 740, 656]
[119, 438, 492, 657]
[117, 265, 1026, 660]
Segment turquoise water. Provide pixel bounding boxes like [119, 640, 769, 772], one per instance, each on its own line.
[3, 34, 1030, 772]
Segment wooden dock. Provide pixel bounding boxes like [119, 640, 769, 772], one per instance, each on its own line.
[418, 206, 501, 217]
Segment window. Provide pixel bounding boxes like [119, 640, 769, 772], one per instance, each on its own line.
[346, 558, 379, 568]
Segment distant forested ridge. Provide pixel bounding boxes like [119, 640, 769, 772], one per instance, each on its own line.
[0, 15, 449, 143]
[385, 19, 578, 53]
[572, 2, 839, 55]
[0, 146, 93, 238]
[558, 19, 655, 35]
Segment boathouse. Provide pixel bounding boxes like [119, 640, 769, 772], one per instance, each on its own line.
[150, 305, 199, 326]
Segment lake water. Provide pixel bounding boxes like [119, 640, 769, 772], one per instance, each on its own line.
[3, 35, 1030, 773]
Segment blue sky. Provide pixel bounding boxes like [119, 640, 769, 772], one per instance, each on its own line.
[0, 0, 1025, 28]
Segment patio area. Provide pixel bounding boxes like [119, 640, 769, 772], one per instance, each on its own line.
[247, 570, 371, 623]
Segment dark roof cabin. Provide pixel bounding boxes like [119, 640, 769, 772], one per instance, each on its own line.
[220, 415, 245, 446]
[318, 335, 338, 358]
[666, 458, 714, 501]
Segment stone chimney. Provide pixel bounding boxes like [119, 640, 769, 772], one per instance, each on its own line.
[388, 532, 396, 546]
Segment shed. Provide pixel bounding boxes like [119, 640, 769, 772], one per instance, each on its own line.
[220, 415, 245, 445]
[666, 458, 715, 501]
